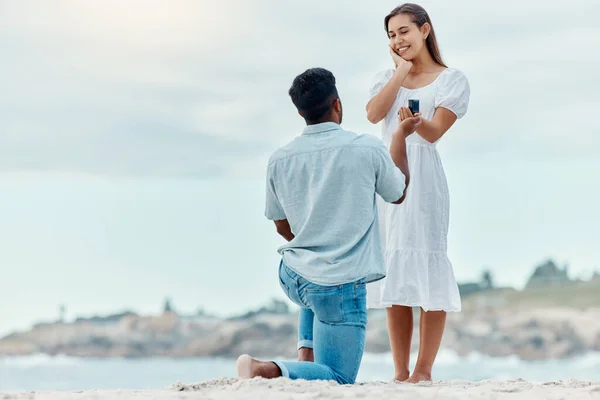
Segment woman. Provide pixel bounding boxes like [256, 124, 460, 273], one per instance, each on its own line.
[366, 3, 470, 383]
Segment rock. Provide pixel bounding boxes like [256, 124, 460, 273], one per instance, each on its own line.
[1, 303, 599, 361]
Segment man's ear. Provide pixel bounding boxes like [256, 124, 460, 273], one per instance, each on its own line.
[333, 98, 342, 113]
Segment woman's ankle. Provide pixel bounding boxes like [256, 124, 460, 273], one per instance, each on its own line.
[393, 367, 410, 381]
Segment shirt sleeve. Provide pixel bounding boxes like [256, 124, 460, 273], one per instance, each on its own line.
[372, 141, 406, 203]
[434, 69, 471, 119]
[264, 162, 286, 221]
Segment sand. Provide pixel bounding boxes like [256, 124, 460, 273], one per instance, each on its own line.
[2, 378, 600, 399]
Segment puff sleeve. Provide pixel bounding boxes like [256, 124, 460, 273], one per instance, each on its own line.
[434, 69, 470, 119]
[369, 69, 395, 99]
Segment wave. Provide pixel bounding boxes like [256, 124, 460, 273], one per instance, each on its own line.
[2, 350, 599, 369]
[361, 349, 600, 367]
[0, 354, 82, 367]
[359, 350, 600, 382]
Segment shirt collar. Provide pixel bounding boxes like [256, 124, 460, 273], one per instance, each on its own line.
[302, 122, 341, 135]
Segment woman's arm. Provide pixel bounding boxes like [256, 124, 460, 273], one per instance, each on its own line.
[418, 69, 470, 143]
[366, 48, 412, 124]
[415, 107, 458, 143]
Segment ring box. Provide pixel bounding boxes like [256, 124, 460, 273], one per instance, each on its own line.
[408, 99, 420, 115]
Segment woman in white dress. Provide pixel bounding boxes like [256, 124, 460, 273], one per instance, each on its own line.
[366, 4, 470, 383]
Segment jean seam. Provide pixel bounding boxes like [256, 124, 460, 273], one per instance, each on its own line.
[305, 284, 343, 293]
[351, 283, 366, 326]
[278, 277, 290, 300]
[299, 288, 310, 308]
[279, 278, 289, 291]
[283, 264, 298, 282]
[278, 263, 290, 291]
[341, 285, 346, 323]
[284, 264, 305, 306]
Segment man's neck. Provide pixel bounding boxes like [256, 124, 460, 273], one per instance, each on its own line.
[306, 119, 339, 126]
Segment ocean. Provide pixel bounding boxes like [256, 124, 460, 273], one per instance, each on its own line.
[1, 351, 599, 392]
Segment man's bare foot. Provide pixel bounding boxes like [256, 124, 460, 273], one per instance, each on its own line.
[405, 371, 432, 383]
[298, 347, 314, 362]
[236, 354, 282, 379]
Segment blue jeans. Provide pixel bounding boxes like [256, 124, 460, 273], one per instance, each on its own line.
[272, 261, 367, 384]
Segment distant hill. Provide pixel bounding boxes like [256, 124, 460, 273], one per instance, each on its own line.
[0, 279, 599, 361]
[462, 278, 600, 311]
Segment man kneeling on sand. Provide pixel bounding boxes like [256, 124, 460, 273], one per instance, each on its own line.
[237, 67, 420, 384]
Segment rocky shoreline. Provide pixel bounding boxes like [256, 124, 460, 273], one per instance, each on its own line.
[1, 303, 599, 361]
[4, 259, 598, 361]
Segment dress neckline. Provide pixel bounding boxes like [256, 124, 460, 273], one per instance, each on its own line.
[401, 68, 449, 91]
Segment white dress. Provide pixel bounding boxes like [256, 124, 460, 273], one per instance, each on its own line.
[366, 68, 470, 312]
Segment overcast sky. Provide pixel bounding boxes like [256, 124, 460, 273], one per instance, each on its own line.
[1, 0, 599, 335]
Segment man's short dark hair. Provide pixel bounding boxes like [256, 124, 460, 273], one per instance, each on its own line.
[288, 68, 339, 124]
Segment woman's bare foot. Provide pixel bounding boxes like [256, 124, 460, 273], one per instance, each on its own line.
[392, 369, 410, 382]
[236, 354, 282, 379]
[405, 371, 432, 383]
[298, 347, 314, 362]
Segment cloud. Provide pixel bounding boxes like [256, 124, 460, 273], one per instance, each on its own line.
[0, 0, 598, 177]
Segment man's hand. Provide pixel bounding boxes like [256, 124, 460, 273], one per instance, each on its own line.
[274, 219, 294, 242]
[395, 106, 422, 138]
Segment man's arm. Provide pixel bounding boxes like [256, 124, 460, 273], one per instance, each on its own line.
[274, 219, 294, 242]
[388, 133, 410, 204]
[373, 113, 423, 205]
[373, 137, 409, 205]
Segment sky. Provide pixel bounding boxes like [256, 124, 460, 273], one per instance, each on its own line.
[1, 0, 599, 335]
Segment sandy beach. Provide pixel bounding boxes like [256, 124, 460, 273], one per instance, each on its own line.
[2, 378, 599, 399]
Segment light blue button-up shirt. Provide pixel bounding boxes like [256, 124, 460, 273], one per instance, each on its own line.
[265, 122, 406, 286]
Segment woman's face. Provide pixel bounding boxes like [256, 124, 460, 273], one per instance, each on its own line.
[387, 13, 428, 61]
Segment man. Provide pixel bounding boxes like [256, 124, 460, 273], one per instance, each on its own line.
[236, 67, 420, 383]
